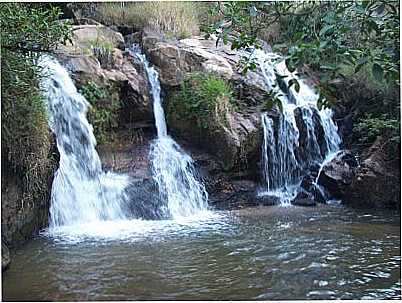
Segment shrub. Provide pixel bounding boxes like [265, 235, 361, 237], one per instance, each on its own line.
[168, 73, 235, 130]
[354, 114, 400, 156]
[79, 81, 121, 144]
[1, 3, 71, 208]
[94, 2, 203, 39]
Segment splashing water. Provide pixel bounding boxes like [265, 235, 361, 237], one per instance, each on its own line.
[39, 56, 129, 227]
[255, 50, 341, 205]
[132, 48, 209, 218]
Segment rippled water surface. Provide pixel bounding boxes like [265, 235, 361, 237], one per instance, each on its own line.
[2, 205, 400, 300]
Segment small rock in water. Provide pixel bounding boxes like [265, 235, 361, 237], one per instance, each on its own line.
[291, 198, 316, 207]
[255, 195, 280, 206]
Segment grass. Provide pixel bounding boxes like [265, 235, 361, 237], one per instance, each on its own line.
[168, 72, 236, 130]
[94, 2, 206, 39]
[1, 50, 54, 209]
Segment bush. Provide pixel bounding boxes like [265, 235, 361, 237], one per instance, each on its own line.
[168, 73, 235, 130]
[354, 114, 400, 156]
[79, 81, 121, 144]
[94, 2, 203, 39]
[1, 3, 71, 207]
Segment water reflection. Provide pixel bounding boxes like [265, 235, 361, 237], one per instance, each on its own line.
[2, 204, 400, 300]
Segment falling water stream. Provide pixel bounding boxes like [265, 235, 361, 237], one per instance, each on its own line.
[255, 50, 341, 204]
[39, 56, 130, 227]
[133, 49, 209, 218]
[2, 51, 399, 301]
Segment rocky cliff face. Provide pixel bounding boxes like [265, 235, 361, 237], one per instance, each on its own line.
[139, 32, 272, 175]
[318, 138, 400, 209]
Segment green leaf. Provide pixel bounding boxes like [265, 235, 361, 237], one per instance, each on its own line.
[372, 63, 383, 82]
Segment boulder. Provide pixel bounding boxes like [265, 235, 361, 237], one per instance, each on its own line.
[318, 151, 357, 199]
[2, 241, 10, 271]
[167, 105, 261, 173]
[58, 24, 125, 55]
[141, 33, 271, 105]
[56, 26, 153, 125]
[123, 178, 166, 220]
[341, 138, 400, 209]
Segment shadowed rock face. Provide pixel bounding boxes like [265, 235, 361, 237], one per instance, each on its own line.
[56, 24, 153, 127]
[123, 178, 167, 220]
[318, 141, 400, 210]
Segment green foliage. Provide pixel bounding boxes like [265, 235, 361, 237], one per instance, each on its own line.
[169, 73, 235, 129]
[204, 1, 399, 87]
[354, 114, 400, 157]
[79, 81, 120, 144]
[88, 38, 114, 69]
[0, 3, 71, 52]
[204, 1, 400, 155]
[1, 3, 71, 207]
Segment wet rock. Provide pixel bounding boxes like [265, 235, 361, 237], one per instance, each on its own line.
[291, 198, 316, 207]
[341, 138, 400, 209]
[124, 178, 166, 220]
[56, 29, 152, 125]
[318, 151, 356, 199]
[208, 180, 260, 210]
[2, 241, 10, 271]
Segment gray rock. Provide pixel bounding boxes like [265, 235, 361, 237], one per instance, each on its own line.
[291, 198, 316, 207]
[2, 241, 10, 271]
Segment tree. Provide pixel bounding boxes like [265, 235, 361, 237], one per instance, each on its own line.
[203, 1, 399, 88]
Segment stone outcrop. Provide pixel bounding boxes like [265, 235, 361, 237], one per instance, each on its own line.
[2, 240, 10, 271]
[318, 140, 400, 209]
[56, 24, 153, 125]
[318, 151, 357, 199]
[141, 32, 270, 106]
[140, 32, 272, 173]
[342, 138, 400, 209]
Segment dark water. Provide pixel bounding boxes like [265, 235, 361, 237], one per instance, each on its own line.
[2, 204, 401, 301]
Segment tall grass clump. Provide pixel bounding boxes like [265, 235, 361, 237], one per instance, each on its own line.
[168, 72, 236, 130]
[95, 2, 204, 39]
[1, 3, 71, 208]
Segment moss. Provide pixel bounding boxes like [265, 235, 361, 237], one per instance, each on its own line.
[168, 72, 236, 131]
[79, 81, 121, 144]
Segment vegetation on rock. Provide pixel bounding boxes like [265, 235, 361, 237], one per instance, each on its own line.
[203, 1, 400, 160]
[79, 81, 121, 145]
[1, 3, 71, 211]
[168, 73, 235, 130]
[90, 2, 208, 39]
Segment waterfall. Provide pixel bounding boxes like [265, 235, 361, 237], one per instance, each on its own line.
[39, 56, 129, 227]
[255, 50, 341, 204]
[132, 48, 209, 218]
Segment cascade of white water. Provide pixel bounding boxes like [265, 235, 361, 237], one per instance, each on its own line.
[131, 48, 209, 218]
[40, 56, 129, 227]
[255, 49, 342, 204]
